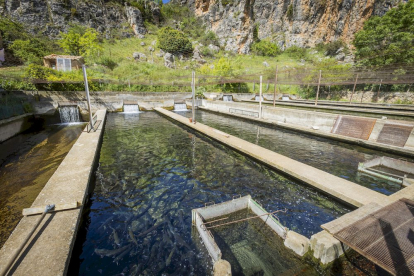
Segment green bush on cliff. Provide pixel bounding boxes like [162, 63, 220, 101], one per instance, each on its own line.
[251, 40, 281, 57]
[58, 26, 102, 58]
[353, 0, 414, 66]
[9, 38, 52, 64]
[157, 27, 193, 55]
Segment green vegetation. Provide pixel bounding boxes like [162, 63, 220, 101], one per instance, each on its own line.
[9, 38, 52, 64]
[58, 26, 102, 57]
[353, 0, 414, 67]
[157, 27, 193, 55]
[287, 4, 294, 20]
[251, 40, 281, 57]
[284, 45, 307, 60]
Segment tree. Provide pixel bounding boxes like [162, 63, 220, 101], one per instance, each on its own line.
[157, 27, 193, 55]
[353, 0, 414, 67]
[251, 40, 281, 57]
[58, 27, 102, 58]
[9, 38, 51, 64]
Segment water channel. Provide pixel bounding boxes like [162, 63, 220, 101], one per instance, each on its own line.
[70, 112, 349, 275]
[180, 110, 409, 195]
[0, 121, 85, 247]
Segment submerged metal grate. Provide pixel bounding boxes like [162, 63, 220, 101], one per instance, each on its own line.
[331, 115, 376, 140]
[334, 199, 414, 275]
[377, 124, 413, 147]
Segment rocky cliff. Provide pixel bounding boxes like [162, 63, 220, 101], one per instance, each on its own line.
[0, 0, 151, 38]
[178, 0, 399, 53]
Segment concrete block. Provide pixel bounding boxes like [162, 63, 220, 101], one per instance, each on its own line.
[214, 259, 231, 276]
[310, 230, 348, 264]
[284, 230, 310, 256]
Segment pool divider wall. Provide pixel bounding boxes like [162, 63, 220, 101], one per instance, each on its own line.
[199, 100, 414, 157]
[0, 109, 107, 276]
[0, 113, 34, 142]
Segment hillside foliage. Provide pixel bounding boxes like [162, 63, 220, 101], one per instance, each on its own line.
[157, 27, 193, 55]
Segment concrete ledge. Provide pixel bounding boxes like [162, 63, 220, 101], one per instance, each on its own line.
[0, 113, 33, 142]
[310, 230, 348, 265]
[155, 108, 389, 208]
[284, 231, 310, 256]
[0, 110, 107, 276]
[199, 105, 414, 158]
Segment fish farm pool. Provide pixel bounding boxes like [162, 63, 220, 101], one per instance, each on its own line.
[180, 110, 410, 195]
[69, 112, 351, 275]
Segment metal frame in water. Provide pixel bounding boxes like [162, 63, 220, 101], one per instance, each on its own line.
[192, 195, 288, 265]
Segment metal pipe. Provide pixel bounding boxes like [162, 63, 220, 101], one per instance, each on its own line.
[349, 74, 359, 104]
[273, 65, 278, 107]
[0, 204, 55, 276]
[315, 70, 322, 106]
[82, 65, 94, 131]
[192, 71, 195, 123]
[259, 76, 262, 119]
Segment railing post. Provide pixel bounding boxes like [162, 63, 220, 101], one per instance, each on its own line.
[259, 76, 262, 119]
[273, 65, 278, 107]
[192, 71, 196, 123]
[315, 70, 321, 106]
[376, 79, 382, 102]
[349, 73, 359, 104]
[82, 65, 93, 131]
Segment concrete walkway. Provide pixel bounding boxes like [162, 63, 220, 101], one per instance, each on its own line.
[0, 110, 106, 276]
[155, 108, 389, 208]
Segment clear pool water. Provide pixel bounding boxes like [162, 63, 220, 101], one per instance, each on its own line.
[183, 110, 408, 195]
[70, 112, 349, 275]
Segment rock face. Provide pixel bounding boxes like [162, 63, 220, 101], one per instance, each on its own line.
[174, 0, 399, 53]
[1, 0, 147, 38]
[164, 53, 175, 68]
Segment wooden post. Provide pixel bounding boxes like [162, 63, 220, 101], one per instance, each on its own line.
[315, 70, 322, 106]
[273, 65, 278, 107]
[253, 82, 255, 91]
[349, 74, 359, 104]
[259, 76, 262, 119]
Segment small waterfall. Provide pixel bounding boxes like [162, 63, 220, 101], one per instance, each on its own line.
[223, 95, 233, 102]
[255, 95, 264, 101]
[59, 106, 80, 123]
[123, 104, 140, 113]
[174, 103, 187, 111]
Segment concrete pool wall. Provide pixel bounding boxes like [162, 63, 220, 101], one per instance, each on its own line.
[0, 113, 34, 142]
[200, 100, 414, 156]
[0, 110, 107, 276]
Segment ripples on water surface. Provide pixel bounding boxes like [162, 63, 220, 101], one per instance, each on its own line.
[183, 110, 409, 195]
[72, 112, 349, 275]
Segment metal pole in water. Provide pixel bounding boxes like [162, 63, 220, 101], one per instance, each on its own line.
[82, 65, 93, 131]
[273, 65, 278, 107]
[259, 76, 262, 119]
[315, 70, 321, 106]
[349, 73, 359, 104]
[192, 71, 195, 123]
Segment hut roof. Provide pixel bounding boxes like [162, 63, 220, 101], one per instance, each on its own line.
[43, 54, 84, 60]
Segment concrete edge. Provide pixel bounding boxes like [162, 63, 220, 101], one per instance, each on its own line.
[198, 106, 414, 158]
[0, 113, 33, 126]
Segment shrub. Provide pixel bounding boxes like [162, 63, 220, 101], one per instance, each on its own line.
[287, 4, 293, 20]
[97, 57, 118, 70]
[285, 45, 307, 59]
[25, 64, 57, 80]
[251, 40, 281, 57]
[325, 40, 346, 56]
[9, 38, 51, 64]
[157, 27, 193, 55]
[200, 31, 220, 47]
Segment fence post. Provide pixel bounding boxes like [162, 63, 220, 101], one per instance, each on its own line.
[192, 71, 196, 123]
[349, 74, 359, 104]
[82, 65, 93, 131]
[273, 65, 278, 107]
[315, 70, 321, 106]
[259, 76, 262, 119]
[376, 79, 382, 102]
